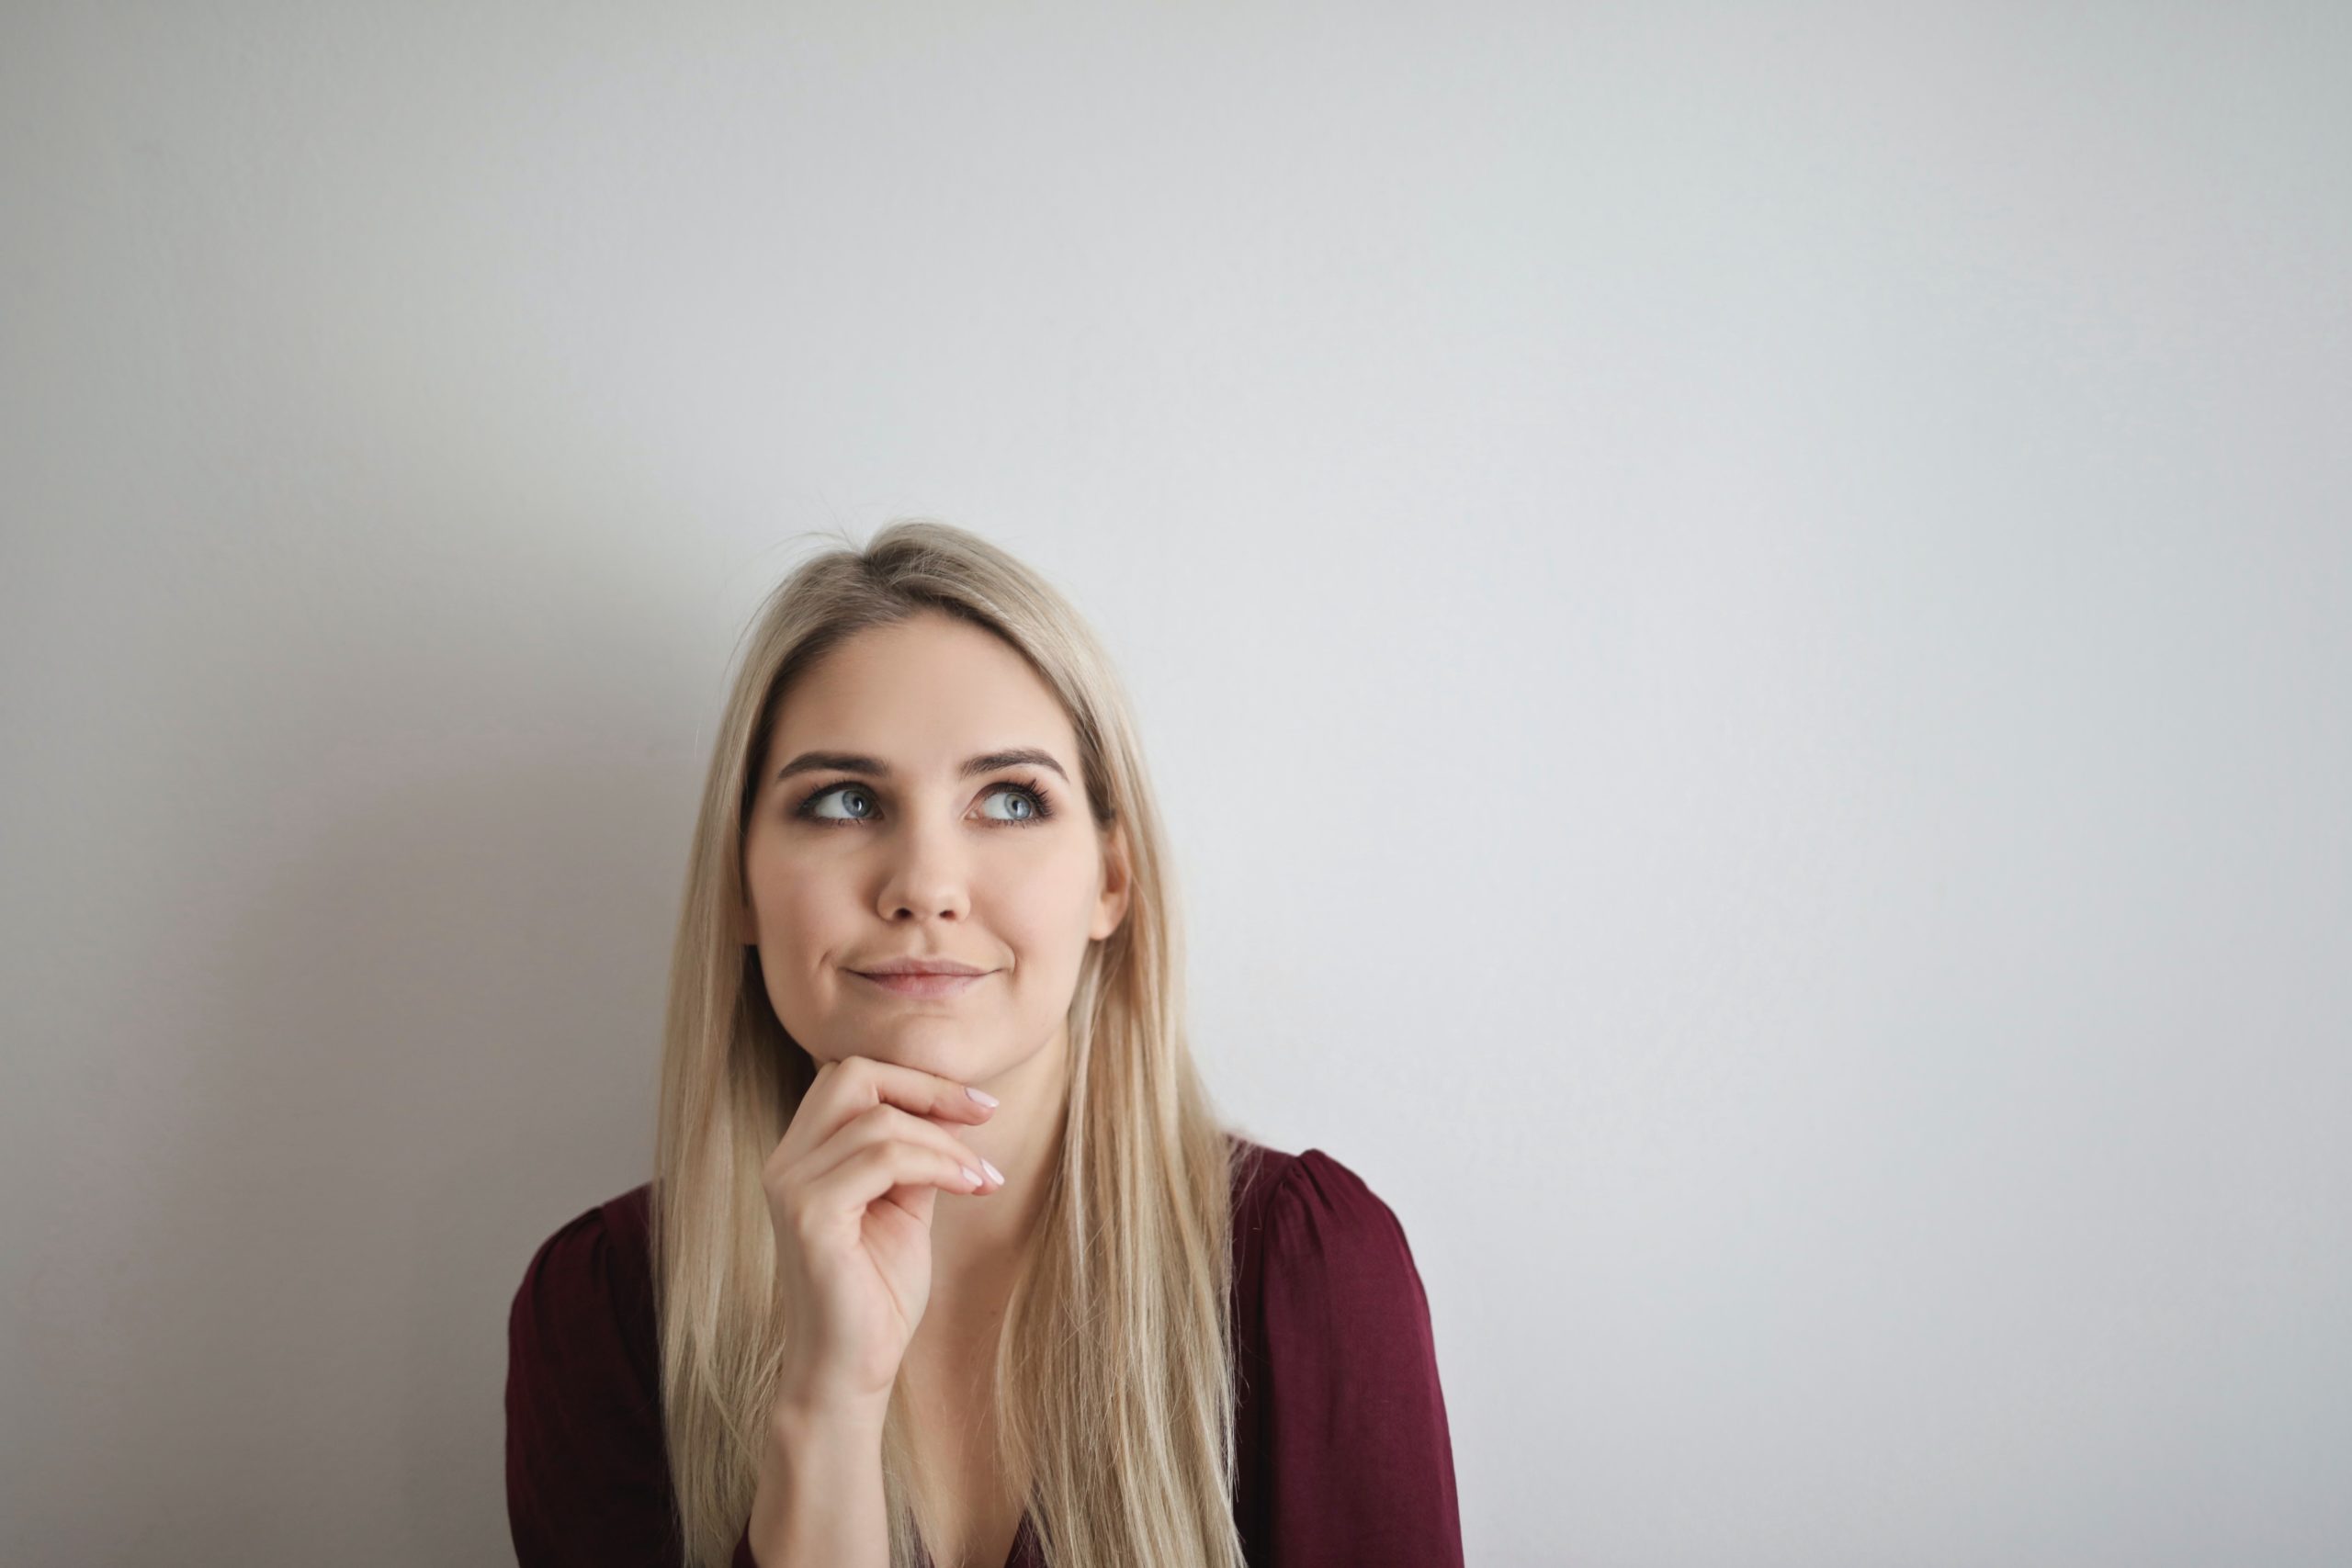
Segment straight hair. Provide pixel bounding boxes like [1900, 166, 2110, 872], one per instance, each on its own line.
[650, 519, 1247, 1568]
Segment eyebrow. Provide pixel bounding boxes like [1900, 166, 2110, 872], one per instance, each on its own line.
[775, 747, 1072, 787]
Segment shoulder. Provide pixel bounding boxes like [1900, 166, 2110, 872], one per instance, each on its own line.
[514, 1181, 654, 1300]
[1222, 1133, 1427, 1307]
[1226, 1133, 1408, 1238]
[508, 1181, 659, 1389]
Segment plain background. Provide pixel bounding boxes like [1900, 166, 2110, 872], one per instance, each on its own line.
[4, 4, 2346, 1565]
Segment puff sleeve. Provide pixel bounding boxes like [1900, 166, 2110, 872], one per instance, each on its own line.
[1252, 1149, 1465, 1566]
[503, 1200, 763, 1567]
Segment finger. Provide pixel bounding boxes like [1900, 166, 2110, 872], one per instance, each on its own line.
[801, 1140, 989, 1233]
[800, 1055, 999, 1145]
[797, 1102, 1002, 1193]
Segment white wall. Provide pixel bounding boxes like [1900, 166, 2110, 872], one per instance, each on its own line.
[4, 5, 2346, 1564]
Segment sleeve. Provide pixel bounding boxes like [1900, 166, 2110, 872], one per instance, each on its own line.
[1256, 1149, 1466, 1568]
[507, 1204, 768, 1567]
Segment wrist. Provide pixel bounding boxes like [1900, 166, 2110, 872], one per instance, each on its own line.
[771, 1390, 889, 1445]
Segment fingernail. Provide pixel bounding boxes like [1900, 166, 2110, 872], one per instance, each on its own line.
[966, 1086, 999, 1107]
[981, 1157, 1004, 1185]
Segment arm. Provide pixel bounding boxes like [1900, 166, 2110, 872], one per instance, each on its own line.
[504, 1203, 687, 1568]
[1256, 1149, 1466, 1567]
[739, 1400, 890, 1568]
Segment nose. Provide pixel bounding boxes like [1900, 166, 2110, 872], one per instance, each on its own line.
[875, 808, 974, 924]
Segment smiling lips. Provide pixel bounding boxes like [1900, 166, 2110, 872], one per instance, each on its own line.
[852, 968, 994, 998]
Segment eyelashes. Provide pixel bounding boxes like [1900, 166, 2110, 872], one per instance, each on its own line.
[789, 773, 1059, 829]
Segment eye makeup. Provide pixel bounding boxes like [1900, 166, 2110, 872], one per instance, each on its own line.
[790, 773, 1059, 829]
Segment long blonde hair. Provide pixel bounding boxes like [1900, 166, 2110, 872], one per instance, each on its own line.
[650, 519, 1246, 1568]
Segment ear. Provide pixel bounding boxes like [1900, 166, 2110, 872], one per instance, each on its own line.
[1092, 819, 1134, 941]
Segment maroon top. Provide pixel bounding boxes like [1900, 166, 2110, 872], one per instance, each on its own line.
[506, 1135, 1463, 1567]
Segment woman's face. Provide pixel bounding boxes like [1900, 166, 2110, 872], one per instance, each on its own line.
[737, 611, 1130, 1087]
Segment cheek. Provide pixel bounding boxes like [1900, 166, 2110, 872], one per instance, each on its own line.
[747, 854, 843, 953]
[775, 873, 833, 926]
[994, 848, 1103, 950]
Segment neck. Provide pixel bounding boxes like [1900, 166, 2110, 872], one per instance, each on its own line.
[924, 1023, 1069, 1309]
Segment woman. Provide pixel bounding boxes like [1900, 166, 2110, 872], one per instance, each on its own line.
[505, 521, 1463, 1567]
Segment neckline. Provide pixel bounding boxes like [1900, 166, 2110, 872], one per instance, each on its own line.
[921, 1506, 1034, 1568]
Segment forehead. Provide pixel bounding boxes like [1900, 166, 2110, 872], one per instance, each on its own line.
[773, 614, 1076, 761]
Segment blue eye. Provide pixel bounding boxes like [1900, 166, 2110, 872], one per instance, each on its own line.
[792, 775, 1058, 829]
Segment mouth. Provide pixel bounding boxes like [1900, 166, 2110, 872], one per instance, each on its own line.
[851, 969, 994, 999]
